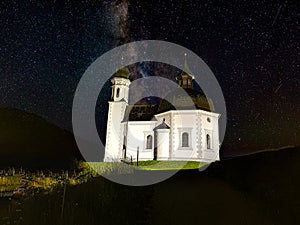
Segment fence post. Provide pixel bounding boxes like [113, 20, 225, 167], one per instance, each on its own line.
[137, 146, 139, 167]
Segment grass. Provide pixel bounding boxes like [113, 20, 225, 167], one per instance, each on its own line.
[0, 160, 206, 195]
[0, 175, 22, 192]
[85, 160, 208, 172]
[0, 161, 135, 194]
[0, 169, 80, 194]
[131, 160, 208, 170]
[81, 160, 206, 175]
[86, 162, 135, 175]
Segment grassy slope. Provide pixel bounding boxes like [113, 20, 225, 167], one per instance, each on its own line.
[0, 108, 82, 169]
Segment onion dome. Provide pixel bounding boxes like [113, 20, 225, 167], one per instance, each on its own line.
[114, 66, 130, 79]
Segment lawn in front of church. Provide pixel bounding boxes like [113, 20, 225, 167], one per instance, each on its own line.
[131, 160, 208, 170]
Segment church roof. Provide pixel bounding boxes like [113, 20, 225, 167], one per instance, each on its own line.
[158, 88, 214, 113]
[122, 104, 158, 121]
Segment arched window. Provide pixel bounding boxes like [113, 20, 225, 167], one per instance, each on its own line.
[116, 88, 120, 98]
[146, 135, 152, 149]
[182, 132, 189, 147]
[206, 134, 211, 149]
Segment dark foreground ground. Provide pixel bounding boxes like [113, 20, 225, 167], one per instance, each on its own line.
[0, 146, 299, 225]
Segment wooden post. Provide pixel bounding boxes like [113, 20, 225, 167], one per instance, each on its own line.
[137, 146, 139, 167]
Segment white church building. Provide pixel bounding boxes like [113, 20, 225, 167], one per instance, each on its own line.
[104, 59, 221, 162]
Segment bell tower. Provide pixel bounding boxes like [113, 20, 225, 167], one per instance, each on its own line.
[176, 53, 195, 89]
[110, 66, 131, 102]
[104, 66, 131, 162]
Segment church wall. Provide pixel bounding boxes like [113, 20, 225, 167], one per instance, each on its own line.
[156, 129, 170, 160]
[154, 112, 172, 158]
[156, 111, 200, 160]
[125, 121, 157, 161]
[200, 111, 220, 161]
[172, 112, 199, 160]
[155, 110, 220, 162]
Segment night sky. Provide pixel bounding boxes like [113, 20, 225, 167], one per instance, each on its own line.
[0, 0, 299, 157]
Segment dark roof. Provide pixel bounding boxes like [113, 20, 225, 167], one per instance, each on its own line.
[114, 66, 130, 79]
[122, 104, 158, 121]
[158, 88, 214, 113]
[154, 119, 170, 130]
[123, 88, 214, 122]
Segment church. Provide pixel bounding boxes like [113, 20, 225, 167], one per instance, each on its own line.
[104, 57, 221, 163]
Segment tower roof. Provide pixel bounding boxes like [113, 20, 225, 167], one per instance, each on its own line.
[114, 66, 130, 79]
[176, 53, 195, 89]
[158, 53, 214, 112]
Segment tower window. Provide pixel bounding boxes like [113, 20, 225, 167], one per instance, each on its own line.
[206, 134, 211, 149]
[182, 132, 189, 147]
[116, 88, 120, 98]
[183, 79, 187, 86]
[146, 135, 153, 149]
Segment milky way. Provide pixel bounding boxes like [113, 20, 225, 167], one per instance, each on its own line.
[0, 1, 299, 156]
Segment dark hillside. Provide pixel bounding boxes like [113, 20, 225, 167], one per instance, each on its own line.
[0, 108, 82, 169]
[152, 146, 300, 225]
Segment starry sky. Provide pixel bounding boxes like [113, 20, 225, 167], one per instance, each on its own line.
[0, 0, 299, 156]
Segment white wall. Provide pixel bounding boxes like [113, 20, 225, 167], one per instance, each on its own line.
[125, 121, 157, 160]
[155, 111, 198, 160]
[200, 111, 220, 162]
[111, 77, 130, 102]
[104, 77, 130, 162]
[156, 129, 170, 160]
[104, 101, 128, 161]
[155, 110, 220, 162]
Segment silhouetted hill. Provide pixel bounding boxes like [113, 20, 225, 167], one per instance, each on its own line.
[0, 108, 82, 169]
